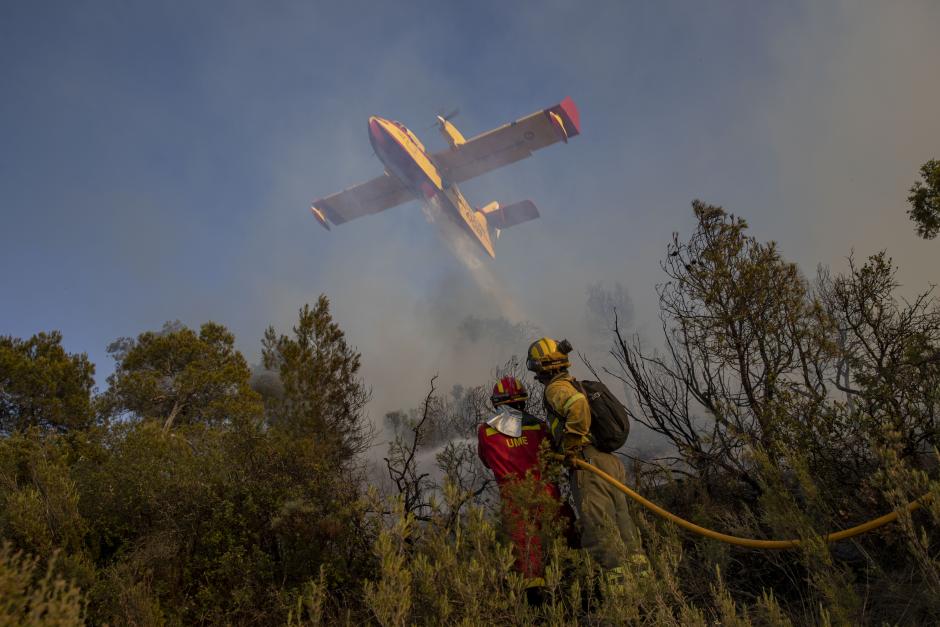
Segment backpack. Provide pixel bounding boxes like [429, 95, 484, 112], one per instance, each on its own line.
[575, 380, 630, 453]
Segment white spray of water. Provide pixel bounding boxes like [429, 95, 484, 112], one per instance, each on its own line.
[413, 435, 477, 484]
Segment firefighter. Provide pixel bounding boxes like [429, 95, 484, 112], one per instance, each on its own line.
[526, 337, 648, 581]
[477, 375, 569, 604]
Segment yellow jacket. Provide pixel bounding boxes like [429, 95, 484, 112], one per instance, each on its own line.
[544, 373, 592, 453]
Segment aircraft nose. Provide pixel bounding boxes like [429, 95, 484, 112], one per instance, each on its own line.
[368, 116, 386, 147]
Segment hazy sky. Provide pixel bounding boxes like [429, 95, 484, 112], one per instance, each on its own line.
[2, 1, 938, 427]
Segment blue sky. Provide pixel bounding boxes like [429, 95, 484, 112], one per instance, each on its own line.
[2, 1, 938, 421]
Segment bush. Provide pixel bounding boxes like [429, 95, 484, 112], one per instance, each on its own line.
[0, 543, 85, 626]
[0, 244, 936, 624]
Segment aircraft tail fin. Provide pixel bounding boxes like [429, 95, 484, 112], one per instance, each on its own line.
[477, 200, 540, 231]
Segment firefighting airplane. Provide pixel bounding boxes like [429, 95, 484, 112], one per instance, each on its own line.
[310, 98, 580, 258]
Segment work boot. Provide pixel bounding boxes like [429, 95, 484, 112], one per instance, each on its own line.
[525, 584, 549, 607]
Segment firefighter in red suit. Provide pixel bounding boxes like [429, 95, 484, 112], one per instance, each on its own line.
[478, 376, 568, 604]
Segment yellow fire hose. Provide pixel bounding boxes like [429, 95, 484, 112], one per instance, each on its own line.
[570, 457, 931, 549]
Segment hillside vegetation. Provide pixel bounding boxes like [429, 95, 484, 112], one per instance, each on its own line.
[1, 203, 938, 625]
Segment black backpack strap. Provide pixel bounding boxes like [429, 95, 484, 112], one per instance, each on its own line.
[520, 412, 543, 429]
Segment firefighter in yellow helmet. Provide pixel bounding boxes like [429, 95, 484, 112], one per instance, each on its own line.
[526, 337, 648, 580]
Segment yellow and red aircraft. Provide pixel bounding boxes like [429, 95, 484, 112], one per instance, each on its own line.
[310, 98, 580, 258]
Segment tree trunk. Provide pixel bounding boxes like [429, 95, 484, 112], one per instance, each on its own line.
[163, 400, 182, 433]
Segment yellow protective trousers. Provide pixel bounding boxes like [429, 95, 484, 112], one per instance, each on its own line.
[570, 445, 645, 570]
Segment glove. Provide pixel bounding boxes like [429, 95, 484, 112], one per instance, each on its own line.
[562, 434, 586, 459]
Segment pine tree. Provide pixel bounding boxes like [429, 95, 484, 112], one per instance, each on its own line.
[0, 331, 95, 434]
[261, 295, 371, 462]
[100, 321, 261, 430]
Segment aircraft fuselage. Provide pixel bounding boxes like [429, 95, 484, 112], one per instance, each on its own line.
[367, 116, 495, 257]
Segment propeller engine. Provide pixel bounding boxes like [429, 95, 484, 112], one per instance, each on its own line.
[432, 108, 465, 149]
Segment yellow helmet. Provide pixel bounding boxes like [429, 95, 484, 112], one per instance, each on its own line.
[526, 337, 572, 374]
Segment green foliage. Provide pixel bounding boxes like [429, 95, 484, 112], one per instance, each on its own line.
[345, 479, 840, 626]
[75, 308, 375, 624]
[71, 418, 374, 625]
[907, 159, 940, 239]
[0, 544, 85, 626]
[0, 332, 95, 434]
[262, 295, 371, 461]
[0, 310, 378, 625]
[1, 230, 938, 624]
[821, 252, 940, 461]
[616, 202, 940, 495]
[100, 321, 262, 431]
[616, 202, 838, 491]
[610, 203, 940, 624]
[0, 432, 88, 566]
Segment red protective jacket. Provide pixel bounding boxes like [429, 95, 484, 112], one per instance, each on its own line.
[478, 410, 562, 581]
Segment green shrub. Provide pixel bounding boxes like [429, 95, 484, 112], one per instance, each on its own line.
[0, 543, 85, 626]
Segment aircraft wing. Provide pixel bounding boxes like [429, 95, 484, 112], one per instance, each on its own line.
[431, 97, 580, 185]
[310, 173, 414, 229]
